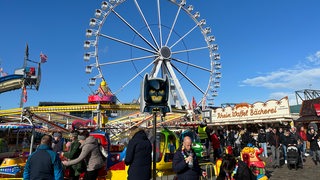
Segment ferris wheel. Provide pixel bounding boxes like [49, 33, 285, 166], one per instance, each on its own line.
[84, 0, 221, 109]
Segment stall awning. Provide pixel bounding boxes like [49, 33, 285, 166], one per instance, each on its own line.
[296, 115, 320, 122]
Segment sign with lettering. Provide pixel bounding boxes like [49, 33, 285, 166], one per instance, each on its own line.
[211, 97, 290, 122]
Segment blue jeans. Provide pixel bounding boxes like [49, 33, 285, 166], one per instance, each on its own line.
[260, 143, 268, 157]
[282, 145, 287, 160]
[311, 150, 320, 162]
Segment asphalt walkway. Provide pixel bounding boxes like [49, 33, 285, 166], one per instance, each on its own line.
[262, 155, 320, 180]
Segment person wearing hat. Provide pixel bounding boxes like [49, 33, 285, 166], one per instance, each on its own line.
[52, 132, 64, 153]
[62, 130, 105, 180]
[61, 130, 85, 180]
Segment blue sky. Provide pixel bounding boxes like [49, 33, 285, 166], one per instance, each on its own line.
[1, 0, 320, 110]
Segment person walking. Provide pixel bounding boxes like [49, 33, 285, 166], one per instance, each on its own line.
[298, 126, 308, 157]
[62, 130, 105, 180]
[23, 134, 64, 180]
[172, 136, 206, 180]
[257, 129, 268, 158]
[267, 128, 281, 168]
[210, 130, 221, 162]
[125, 126, 152, 180]
[307, 127, 320, 165]
[280, 128, 288, 164]
[61, 130, 85, 180]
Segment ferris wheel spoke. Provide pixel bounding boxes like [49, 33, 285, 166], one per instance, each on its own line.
[165, 5, 182, 46]
[98, 54, 157, 66]
[100, 33, 156, 54]
[169, 24, 198, 49]
[114, 59, 157, 95]
[171, 57, 211, 72]
[171, 46, 208, 55]
[150, 59, 163, 78]
[164, 61, 189, 107]
[111, 9, 158, 51]
[157, 0, 163, 47]
[170, 63, 205, 94]
[133, 0, 160, 49]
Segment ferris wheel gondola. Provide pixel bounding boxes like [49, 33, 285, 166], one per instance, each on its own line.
[84, 0, 221, 109]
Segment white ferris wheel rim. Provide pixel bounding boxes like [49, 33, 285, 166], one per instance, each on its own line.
[84, 0, 221, 109]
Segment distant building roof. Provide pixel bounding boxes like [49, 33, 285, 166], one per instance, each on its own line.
[290, 104, 301, 114]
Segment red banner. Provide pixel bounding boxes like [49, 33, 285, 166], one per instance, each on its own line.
[314, 104, 320, 116]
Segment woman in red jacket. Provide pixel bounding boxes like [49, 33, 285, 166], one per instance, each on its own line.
[211, 130, 221, 162]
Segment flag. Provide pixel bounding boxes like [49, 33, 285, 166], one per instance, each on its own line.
[192, 97, 197, 109]
[40, 53, 48, 63]
[23, 87, 27, 103]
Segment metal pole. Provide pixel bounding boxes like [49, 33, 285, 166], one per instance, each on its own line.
[153, 111, 157, 180]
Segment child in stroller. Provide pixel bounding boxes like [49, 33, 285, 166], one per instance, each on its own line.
[286, 144, 303, 170]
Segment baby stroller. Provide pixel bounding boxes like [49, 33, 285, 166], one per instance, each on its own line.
[286, 144, 303, 170]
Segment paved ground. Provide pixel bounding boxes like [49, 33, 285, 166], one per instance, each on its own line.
[262, 155, 320, 180]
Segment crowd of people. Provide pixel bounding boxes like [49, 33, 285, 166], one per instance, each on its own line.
[172, 121, 320, 179]
[16, 121, 320, 180]
[22, 130, 106, 180]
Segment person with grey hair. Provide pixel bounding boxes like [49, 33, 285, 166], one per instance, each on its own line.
[23, 134, 64, 180]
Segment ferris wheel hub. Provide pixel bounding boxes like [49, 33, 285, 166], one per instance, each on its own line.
[160, 46, 171, 59]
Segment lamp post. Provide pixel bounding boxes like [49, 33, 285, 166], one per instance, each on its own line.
[141, 74, 171, 180]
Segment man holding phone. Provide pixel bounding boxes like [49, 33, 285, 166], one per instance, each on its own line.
[172, 136, 206, 179]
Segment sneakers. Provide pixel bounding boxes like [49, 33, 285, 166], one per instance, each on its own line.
[285, 160, 287, 164]
[304, 153, 309, 157]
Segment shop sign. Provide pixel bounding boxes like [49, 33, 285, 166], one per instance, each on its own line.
[212, 97, 290, 122]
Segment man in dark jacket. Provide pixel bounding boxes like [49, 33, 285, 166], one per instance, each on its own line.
[267, 128, 281, 168]
[23, 134, 64, 180]
[125, 126, 152, 180]
[172, 136, 205, 180]
[307, 128, 320, 165]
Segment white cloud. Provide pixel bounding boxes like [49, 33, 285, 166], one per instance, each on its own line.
[242, 51, 320, 91]
[306, 51, 320, 65]
[268, 92, 299, 106]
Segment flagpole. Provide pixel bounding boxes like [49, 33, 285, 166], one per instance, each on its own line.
[19, 44, 29, 108]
